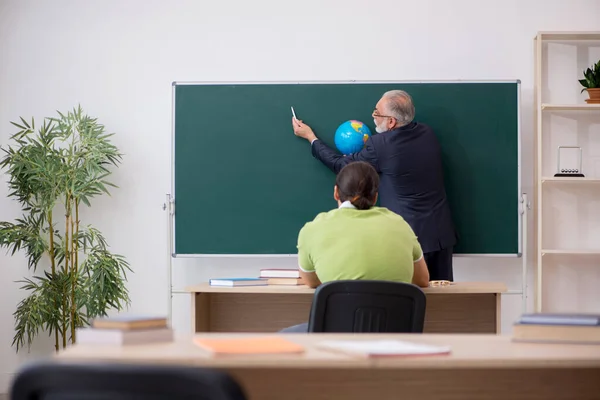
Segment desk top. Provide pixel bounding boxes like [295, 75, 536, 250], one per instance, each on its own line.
[184, 281, 507, 295]
[55, 333, 600, 369]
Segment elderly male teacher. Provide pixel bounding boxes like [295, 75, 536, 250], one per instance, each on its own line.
[292, 90, 457, 281]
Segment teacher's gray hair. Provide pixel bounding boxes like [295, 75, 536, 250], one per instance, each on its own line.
[382, 90, 415, 126]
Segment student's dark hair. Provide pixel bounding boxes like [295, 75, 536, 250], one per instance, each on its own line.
[336, 162, 379, 210]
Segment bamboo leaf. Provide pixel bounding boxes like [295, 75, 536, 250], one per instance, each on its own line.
[19, 116, 31, 129]
[10, 121, 27, 130]
[80, 196, 91, 207]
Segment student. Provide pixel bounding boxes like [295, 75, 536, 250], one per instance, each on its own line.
[292, 90, 457, 282]
[297, 161, 430, 290]
[281, 162, 429, 333]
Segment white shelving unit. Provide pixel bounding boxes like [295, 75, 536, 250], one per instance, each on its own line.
[534, 31, 600, 312]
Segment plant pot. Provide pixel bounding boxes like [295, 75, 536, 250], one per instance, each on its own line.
[585, 88, 600, 104]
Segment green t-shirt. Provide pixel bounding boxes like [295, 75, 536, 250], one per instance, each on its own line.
[297, 203, 422, 284]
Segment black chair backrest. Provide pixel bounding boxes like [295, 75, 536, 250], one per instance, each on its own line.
[308, 280, 426, 333]
[10, 361, 247, 400]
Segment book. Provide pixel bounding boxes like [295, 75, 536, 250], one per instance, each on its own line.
[316, 339, 451, 358]
[517, 313, 600, 326]
[259, 269, 300, 279]
[267, 278, 304, 285]
[512, 323, 600, 344]
[92, 315, 167, 330]
[76, 327, 174, 345]
[209, 278, 268, 287]
[194, 336, 304, 355]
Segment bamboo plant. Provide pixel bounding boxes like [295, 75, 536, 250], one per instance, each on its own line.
[0, 106, 131, 352]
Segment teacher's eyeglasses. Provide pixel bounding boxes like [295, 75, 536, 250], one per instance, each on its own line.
[372, 109, 394, 119]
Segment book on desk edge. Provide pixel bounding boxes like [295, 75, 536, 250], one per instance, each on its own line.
[267, 278, 304, 285]
[92, 315, 168, 330]
[517, 313, 600, 326]
[209, 278, 267, 287]
[76, 327, 174, 345]
[259, 269, 300, 278]
[513, 313, 600, 344]
[512, 323, 600, 344]
[316, 339, 451, 358]
[194, 336, 304, 355]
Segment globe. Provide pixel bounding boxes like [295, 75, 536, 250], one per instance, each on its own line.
[334, 120, 372, 155]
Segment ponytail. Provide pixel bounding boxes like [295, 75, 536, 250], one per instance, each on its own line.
[350, 195, 374, 210]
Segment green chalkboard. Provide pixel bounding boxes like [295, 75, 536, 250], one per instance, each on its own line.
[173, 81, 520, 256]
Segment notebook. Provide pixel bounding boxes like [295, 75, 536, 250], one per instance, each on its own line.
[267, 278, 304, 285]
[512, 323, 600, 344]
[517, 313, 600, 326]
[77, 327, 173, 345]
[317, 339, 451, 358]
[209, 278, 268, 287]
[513, 313, 600, 344]
[194, 336, 305, 355]
[92, 315, 167, 330]
[259, 269, 300, 278]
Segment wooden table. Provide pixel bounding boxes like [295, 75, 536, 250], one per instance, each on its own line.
[55, 333, 600, 400]
[185, 282, 507, 334]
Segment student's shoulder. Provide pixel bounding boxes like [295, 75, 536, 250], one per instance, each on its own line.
[299, 209, 338, 233]
[372, 207, 413, 226]
[372, 206, 403, 219]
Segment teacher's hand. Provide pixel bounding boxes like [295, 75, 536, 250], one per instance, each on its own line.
[292, 118, 317, 142]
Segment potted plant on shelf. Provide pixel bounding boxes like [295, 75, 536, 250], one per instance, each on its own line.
[579, 60, 600, 104]
[0, 106, 131, 352]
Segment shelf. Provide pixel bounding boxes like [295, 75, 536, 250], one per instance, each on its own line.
[537, 32, 600, 42]
[534, 31, 600, 313]
[542, 249, 600, 255]
[541, 104, 600, 111]
[542, 177, 600, 183]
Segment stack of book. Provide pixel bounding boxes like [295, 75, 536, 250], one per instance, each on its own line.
[209, 269, 303, 287]
[76, 315, 174, 345]
[260, 268, 303, 285]
[512, 313, 600, 344]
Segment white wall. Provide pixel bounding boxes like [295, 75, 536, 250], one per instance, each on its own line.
[1, 0, 599, 393]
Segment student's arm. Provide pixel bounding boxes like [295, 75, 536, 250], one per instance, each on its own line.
[412, 257, 430, 288]
[297, 226, 322, 289]
[411, 240, 430, 288]
[299, 269, 322, 289]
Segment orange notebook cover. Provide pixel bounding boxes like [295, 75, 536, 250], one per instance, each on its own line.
[194, 336, 304, 355]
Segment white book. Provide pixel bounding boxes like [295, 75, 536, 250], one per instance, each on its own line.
[259, 269, 300, 278]
[76, 327, 174, 345]
[317, 339, 451, 358]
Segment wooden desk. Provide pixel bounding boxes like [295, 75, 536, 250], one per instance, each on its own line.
[185, 282, 507, 334]
[55, 333, 600, 400]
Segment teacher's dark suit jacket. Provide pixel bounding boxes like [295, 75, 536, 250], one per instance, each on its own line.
[311, 121, 457, 255]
